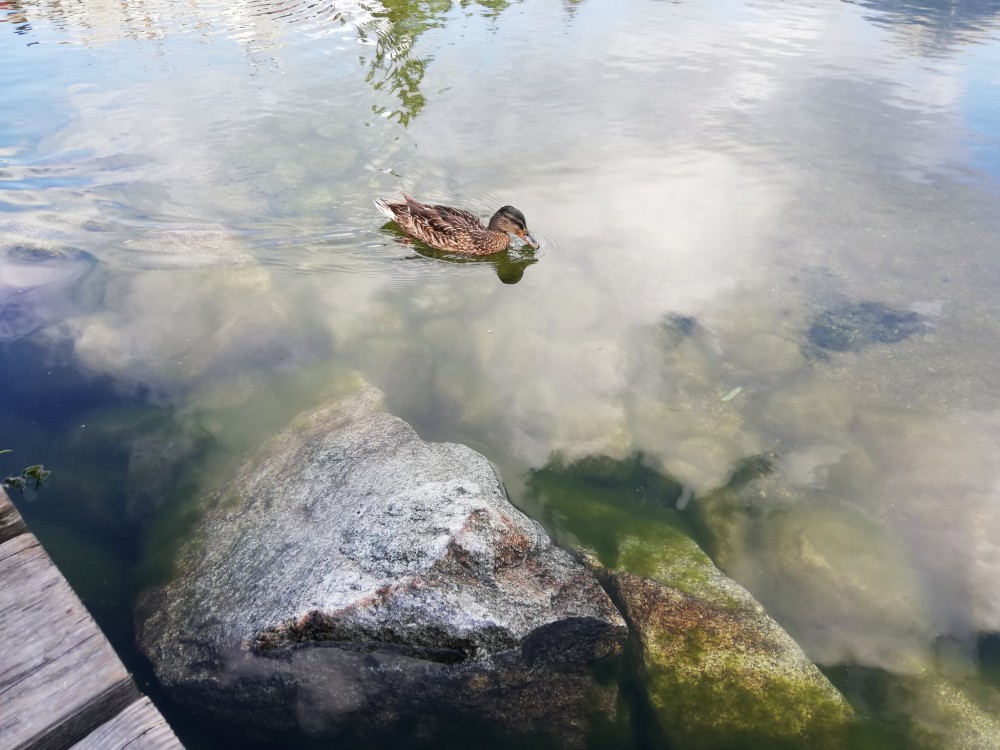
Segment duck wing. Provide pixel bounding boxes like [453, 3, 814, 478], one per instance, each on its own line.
[395, 194, 487, 246]
[431, 204, 484, 229]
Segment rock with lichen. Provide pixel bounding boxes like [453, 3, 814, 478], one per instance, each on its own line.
[136, 386, 626, 746]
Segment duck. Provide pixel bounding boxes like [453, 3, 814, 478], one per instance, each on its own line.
[375, 192, 539, 256]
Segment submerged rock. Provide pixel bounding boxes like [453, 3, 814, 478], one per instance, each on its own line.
[696, 460, 935, 676]
[660, 313, 697, 341]
[124, 424, 209, 522]
[897, 674, 1000, 750]
[137, 387, 626, 745]
[0, 243, 98, 341]
[70, 263, 313, 397]
[595, 544, 853, 750]
[528, 457, 854, 749]
[837, 668, 1000, 750]
[807, 301, 926, 352]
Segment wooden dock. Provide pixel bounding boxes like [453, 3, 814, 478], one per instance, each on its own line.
[0, 489, 183, 750]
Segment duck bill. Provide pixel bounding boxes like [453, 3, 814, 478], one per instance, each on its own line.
[522, 232, 540, 249]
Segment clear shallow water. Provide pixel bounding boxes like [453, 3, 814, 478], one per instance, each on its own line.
[4, 0, 1000, 746]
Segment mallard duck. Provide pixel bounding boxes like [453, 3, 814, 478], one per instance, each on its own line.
[375, 192, 539, 256]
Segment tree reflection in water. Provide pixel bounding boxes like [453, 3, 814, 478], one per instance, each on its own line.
[845, 0, 1000, 55]
[360, 0, 519, 125]
[0, 0, 535, 126]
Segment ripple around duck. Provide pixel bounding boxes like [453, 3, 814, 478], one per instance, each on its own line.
[470, 192, 561, 250]
[92, 208, 556, 285]
[262, 230, 502, 286]
[251, 219, 549, 288]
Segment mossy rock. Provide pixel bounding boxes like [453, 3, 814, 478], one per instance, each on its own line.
[602, 550, 852, 750]
[528, 455, 853, 749]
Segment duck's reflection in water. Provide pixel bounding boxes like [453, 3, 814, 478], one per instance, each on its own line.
[386, 231, 540, 285]
[413, 246, 538, 285]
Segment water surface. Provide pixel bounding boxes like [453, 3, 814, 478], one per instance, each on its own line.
[3, 0, 1000, 746]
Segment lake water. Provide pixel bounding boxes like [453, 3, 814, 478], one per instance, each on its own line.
[3, 0, 1000, 746]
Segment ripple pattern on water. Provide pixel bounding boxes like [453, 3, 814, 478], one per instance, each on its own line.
[5, 0, 366, 44]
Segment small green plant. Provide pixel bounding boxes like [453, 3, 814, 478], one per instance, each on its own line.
[1, 451, 51, 492]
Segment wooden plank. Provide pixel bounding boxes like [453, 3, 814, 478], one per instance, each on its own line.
[0, 487, 27, 544]
[70, 696, 182, 750]
[0, 533, 139, 750]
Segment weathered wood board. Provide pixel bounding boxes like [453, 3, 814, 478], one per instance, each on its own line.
[0, 487, 27, 544]
[69, 697, 180, 750]
[0, 489, 183, 750]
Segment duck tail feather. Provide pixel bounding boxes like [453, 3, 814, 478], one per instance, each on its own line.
[374, 197, 396, 220]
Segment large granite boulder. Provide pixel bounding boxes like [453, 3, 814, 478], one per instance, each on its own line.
[136, 387, 626, 745]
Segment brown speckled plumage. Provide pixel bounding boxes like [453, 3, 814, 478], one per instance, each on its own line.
[375, 192, 538, 256]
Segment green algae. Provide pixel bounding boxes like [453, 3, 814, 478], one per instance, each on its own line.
[526, 454, 699, 580]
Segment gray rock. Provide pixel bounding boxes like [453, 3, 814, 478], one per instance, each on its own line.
[137, 387, 626, 744]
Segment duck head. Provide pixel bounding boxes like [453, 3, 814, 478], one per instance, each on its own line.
[488, 206, 539, 248]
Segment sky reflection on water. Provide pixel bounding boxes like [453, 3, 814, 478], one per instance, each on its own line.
[3, 0, 1000, 746]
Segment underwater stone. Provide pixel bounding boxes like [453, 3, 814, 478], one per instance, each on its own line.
[136, 386, 626, 745]
[71, 265, 306, 395]
[697, 468, 935, 676]
[125, 225, 256, 266]
[542, 273, 606, 332]
[843, 670, 1000, 750]
[579, 525, 854, 750]
[661, 433, 747, 495]
[124, 427, 208, 522]
[0, 242, 99, 341]
[729, 332, 805, 374]
[0, 243, 96, 288]
[807, 301, 926, 352]
[0, 302, 44, 342]
[760, 506, 932, 673]
[528, 458, 853, 749]
[760, 380, 855, 440]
